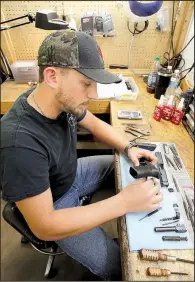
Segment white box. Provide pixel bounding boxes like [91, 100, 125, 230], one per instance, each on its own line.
[11, 60, 39, 84]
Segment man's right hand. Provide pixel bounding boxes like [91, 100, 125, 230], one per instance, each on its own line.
[118, 178, 163, 214]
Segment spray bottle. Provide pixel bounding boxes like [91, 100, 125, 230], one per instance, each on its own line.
[171, 98, 185, 125]
[153, 95, 164, 121]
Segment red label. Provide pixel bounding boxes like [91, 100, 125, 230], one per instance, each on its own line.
[153, 106, 163, 121]
[171, 109, 184, 125]
[162, 106, 174, 120]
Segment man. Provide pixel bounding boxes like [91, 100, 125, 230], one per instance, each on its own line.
[1, 30, 162, 280]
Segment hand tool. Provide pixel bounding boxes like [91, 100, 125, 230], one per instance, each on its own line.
[125, 125, 151, 136]
[129, 135, 148, 141]
[183, 200, 190, 220]
[125, 129, 148, 140]
[162, 143, 169, 154]
[169, 144, 178, 156]
[164, 154, 177, 170]
[172, 175, 180, 192]
[154, 224, 187, 233]
[169, 145, 183, 169]
[155, 152, 169, 187]
[162, 219, 180, 226]
[162, 236, 188, 241]
[139, 207, 162, 221]
[146, 267, 188, 277]
[140, 249, 194, 264]
[173, 155, 182, 169]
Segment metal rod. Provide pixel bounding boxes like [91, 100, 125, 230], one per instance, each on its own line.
[0, 14, 30, 24]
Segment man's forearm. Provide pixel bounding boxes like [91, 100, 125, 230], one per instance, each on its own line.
[39, 194, 124, 241]
[91, 117, 129, 152]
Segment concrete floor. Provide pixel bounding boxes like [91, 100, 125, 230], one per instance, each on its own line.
[1, 187, 118, 281]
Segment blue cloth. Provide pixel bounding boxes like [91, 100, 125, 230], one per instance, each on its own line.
[119, 144, 194, 252]
[53, 155, 121, 281]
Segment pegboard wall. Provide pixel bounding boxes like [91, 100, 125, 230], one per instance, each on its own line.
[1, 1, 184, 71]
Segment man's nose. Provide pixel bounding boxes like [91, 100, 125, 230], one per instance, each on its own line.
[88, 82, 97, 99]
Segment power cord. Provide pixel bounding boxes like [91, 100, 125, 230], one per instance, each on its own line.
[127, 20, 149, 76]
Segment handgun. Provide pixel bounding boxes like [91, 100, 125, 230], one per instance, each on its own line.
[130, 157, 160, 179]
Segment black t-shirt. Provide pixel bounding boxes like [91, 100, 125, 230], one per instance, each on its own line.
[1, 88, 86, 202]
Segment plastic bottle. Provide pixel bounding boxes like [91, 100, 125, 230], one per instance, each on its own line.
[167, 65, 173, 75]
[171, 98, 185, 125]
[67, 8, 77, 30]
[147, 56, 161, 94]
[162, 95, 174, 121]
[153, 95, 164, 121]
[164, 69, 180, 99]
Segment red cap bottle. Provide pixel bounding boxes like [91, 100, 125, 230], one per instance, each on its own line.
[153, 95, 164, 121]
[162, 95, 174, 121]
[171, 98, 185, 125]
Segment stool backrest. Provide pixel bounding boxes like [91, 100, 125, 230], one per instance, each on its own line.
[2, 202, 53, 249]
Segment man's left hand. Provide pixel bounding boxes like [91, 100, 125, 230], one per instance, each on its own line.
[127, 147, 158, 167]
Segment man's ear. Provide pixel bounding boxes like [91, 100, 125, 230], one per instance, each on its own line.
[43, 67, 58, 89]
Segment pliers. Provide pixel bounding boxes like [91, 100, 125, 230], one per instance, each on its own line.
[125, 124, 151, 136]
[125, 129, 148, 140]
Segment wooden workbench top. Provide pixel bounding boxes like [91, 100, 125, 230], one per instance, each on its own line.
[110, 74, 194, 281]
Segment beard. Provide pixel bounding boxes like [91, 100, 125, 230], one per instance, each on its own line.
[56, 88, 89, 118]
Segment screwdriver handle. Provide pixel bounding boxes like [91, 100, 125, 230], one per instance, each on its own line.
[140, 249, 167, 262]
[147, 267, 171, 277]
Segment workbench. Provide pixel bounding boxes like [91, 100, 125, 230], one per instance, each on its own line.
[1, 71, 194, 281]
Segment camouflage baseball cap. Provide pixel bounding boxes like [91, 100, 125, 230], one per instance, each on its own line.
[38, 29, 122, 84]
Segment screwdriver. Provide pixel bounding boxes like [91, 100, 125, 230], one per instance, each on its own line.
[147, 267, 188, 277]
[139, 207, 162, 221]
[139, 249, 194, 264]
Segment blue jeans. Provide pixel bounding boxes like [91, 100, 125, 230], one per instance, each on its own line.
[53, 155, 121, 280]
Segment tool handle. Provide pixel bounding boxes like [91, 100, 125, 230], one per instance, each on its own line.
[140, 249, 167, 261]
[147, 267, 171, 277]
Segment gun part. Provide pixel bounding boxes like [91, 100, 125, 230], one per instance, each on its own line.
[136, 142, 157, 151]
[155, 152, 169, 187]
[139, 249, 194, 264]
[154, 224, 187, 233]
[162, 219, 180, 226]
[162, 236, 188, 241]
[139, 207, 162, 221]
[129, 157, 160, 179]
[147, 267, 188, 277]
[168, 188, 174, 192]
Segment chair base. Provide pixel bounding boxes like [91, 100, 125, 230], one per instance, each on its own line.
[44, 244, 58, 278]
[21, 236, 29, 244]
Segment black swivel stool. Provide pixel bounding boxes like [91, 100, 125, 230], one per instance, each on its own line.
[2, 195, 92, 278]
